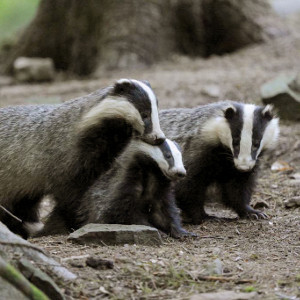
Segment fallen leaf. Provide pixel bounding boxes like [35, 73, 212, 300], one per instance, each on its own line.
[271, 160, 293, 172]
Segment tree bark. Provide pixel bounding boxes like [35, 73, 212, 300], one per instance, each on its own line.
[200, 0, 285, 56]
[0, 222, 76, 282]
[4, 0, 286, 76]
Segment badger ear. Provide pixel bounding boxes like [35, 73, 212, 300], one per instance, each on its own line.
[112, 79, 132, 95]
[224, 105, 237, 120]
[262, 104, 274, 121]
[141, 80, 151, 88]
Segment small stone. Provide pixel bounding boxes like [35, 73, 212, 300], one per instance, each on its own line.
[86, 256, 114, 270]
[69, 260, 85, 268]
[99, 286, 110, 295]
[13, 57, 55, 82]
[261, 73, 300, 121]
[253, 200, 269, 209]
[190, 290, 257, 300]
[289, 173, 300, 180]
[203, 258, 223, 276]
[284, 197, 300, 208]
[18, 258, 65, 300]
[67, 224, 162, 246]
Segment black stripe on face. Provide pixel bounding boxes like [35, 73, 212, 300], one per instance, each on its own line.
[158, 140, 174, 169]
[225, 104, 243, 158]
[252, 107, 271, 159]
[110, 80, 153, 134]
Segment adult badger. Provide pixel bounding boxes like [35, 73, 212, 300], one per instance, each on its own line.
[0, 79, 165, 238]
[48, 139, 192, 238]
[159, 101, 279, 224]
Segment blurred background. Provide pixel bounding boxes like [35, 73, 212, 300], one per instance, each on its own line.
[0, 0, 299, 116]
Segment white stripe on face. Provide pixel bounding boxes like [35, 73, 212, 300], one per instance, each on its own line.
[234, 104, 256, 171]
[117, 78, 131, 84]
[135, 140, 168, 172]
[166, 139, 186, 176]
[256, 117, 279, 157]
[132, 80, 165, 141]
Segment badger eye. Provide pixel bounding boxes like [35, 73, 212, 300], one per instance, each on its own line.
[232, 138, 239, 146]
[166, 153, 172, 159]
[141, 112, 149, 119]
[253, 140, 260, 149]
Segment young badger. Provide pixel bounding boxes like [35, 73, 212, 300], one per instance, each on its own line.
[159, 101, 279, 224]
[70, 138, 192, 239]
[0, 79, 166, 238]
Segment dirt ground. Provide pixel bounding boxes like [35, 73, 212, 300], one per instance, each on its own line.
[0, 11, 300, 300]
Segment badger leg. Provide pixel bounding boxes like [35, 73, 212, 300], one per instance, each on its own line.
[175, 177, 209, 225]
[36, 204, 71, 236]
[2, 195, 43, 239]
[149, 191, 197, 238]
[221, 173, 268, 219]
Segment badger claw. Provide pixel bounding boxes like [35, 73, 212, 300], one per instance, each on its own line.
[245, 205, 269, 220]
[170, 227, 198, 239]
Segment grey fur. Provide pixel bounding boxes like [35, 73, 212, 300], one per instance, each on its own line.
[0, 80, 162, 238]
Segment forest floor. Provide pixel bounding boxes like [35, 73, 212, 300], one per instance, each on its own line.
[0, 12, 300, 300]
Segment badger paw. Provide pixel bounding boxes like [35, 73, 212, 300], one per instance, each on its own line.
[245, 205, 269, 220]
[170, 226, 198, 239]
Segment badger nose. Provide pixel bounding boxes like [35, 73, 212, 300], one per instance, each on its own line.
[175, 169, 186, 178]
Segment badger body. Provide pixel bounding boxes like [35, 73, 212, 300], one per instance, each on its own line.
[0, 79, 165, 238]
[159, 101, 279, 224]
[59, 138, 190, 238]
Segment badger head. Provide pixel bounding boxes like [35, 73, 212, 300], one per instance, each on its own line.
[110, 79, 166, 145]
[222, 103, 280, 171]
[138, 139, 186, 180]
[202, 102, 280, 172]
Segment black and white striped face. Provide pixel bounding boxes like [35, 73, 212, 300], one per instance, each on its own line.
[137, 139, 186, 180]
[222, 103, 279, 171]
[110, 79, 166, 145]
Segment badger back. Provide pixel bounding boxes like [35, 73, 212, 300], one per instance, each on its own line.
[202, 102, 280, 172]
[132, 139, 186, 180]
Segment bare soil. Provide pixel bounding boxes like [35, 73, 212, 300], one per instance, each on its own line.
[0, 13, 300, 300]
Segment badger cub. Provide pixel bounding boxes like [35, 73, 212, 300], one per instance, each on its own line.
[76, 138, 193, 238]
[0, 79, 165, 238]
[159, 101, 279, 224]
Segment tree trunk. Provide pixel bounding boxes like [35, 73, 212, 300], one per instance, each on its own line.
[4, 0, 286, 76]
[201, 0, 285, 56]
[97, 0, 173, 70]
[5, 0, 103, 75]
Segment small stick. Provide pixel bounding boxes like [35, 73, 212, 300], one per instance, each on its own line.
[61, 254, 90, 262]
[198, 236, 224, 240]
[197, 275, 255, 283]
[0, 205, 22, 223]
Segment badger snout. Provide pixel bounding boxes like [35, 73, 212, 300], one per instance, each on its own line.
[167, 167, 187, 180]
[176, 169, 186, 178]
[234, 157, 255, 172]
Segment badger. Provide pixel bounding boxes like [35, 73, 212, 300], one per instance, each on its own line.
[0, 79, 166, 238]
[44, 138, 193, 238]
[159, 101, 280, 224]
